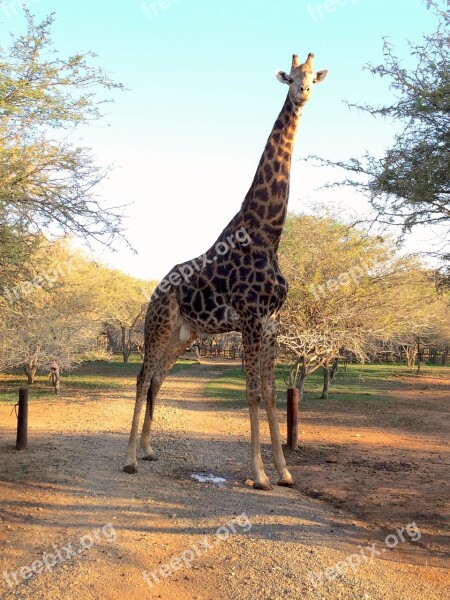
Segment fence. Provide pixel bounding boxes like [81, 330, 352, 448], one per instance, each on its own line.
[197, 346, 241, 360]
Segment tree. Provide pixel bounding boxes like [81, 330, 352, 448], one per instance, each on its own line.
[0, 239, 107, 383]
[0, 237, 159, 383]
[433, 312, 450, 365]
[379, 276, 450, 370]
[321, 357, 339, 400]
[0, 9, 125, 293]
[310, 1, 450, 281]
[277, 215, 431, 400]
[99, 270, 155, 363]
[278, 215, 375, 398]
[0, 223, 38, 295]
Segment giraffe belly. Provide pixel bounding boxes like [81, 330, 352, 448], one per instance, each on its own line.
[178, 296, 240, 334]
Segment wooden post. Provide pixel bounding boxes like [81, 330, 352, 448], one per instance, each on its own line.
[16, 387, 28, 451]
[287, 387, 299, 450]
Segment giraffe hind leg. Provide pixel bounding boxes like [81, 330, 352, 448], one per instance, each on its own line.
[140, 329, 197, 461]
[140, 386, 157, 461]
[123, 295, 180, 473]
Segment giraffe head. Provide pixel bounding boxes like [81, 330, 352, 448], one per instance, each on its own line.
[276, 53, 328, 107]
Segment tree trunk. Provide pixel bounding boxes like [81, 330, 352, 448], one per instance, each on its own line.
[49, 366, 61, 394]
[136, 342, 145, 359]
[296, 357, 307, 403]
[121, 326, 131, 363]
[321, 357, 338, 400]
[27, 368, 36, 385]
[330, 357, 339, 382]
[105, 329, 116, 353]
[416, 341, 421, 373]
[321, 360, 330, 399]
[429, 347, 437, 364]
[192, 344, 201, 362]
[441, 347, 449, 366]
[24, 363, 36, 384]
[405, 345, 417, 367]
[297, 371, 306, 403]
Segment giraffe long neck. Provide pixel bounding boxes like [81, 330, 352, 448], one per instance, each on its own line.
[240, 94, 302, 249]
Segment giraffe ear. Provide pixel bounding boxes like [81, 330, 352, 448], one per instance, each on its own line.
[276, 71, 293, 85]
[313, 70, 328, 84]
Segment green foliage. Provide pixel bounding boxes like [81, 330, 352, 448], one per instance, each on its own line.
[277, 214, 448, 386]
[0, 8, 125, 267]
[0, 238, 155, 374]
[279, 215, 395, 374]
[310, 1, 449, 279]
[0, 223, 38, 291]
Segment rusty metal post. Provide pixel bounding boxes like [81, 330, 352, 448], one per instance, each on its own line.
[16, 387, 28, 451]
[287, 387, 299, 450]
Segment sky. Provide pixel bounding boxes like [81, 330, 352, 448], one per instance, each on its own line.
[0, 0, 441, 280]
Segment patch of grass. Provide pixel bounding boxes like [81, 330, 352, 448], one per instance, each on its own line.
[205, 362, 450, 408]
[0, 354, 197, 404]
[204, 365, 291, 407]
[205, 369, 246, 407]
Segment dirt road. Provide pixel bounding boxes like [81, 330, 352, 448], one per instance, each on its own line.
[1, 362, 449, 599]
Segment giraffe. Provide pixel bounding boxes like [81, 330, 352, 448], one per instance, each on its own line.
[124, 53, 328, 490]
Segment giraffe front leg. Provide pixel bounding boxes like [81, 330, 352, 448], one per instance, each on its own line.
[248, 399, 272, 491]
[261, 317, 294, 487]
[263, 384, 294, 487]
[243, 319, 272, 491]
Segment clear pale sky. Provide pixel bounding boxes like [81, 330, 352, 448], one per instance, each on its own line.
[0, 0, 440, 280]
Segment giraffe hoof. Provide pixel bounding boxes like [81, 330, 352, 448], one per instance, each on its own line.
[278, 479, 295, 488]
[142, 454, 158, 462]
[123, 464, 138, 474]
[253, 480, 273, 491]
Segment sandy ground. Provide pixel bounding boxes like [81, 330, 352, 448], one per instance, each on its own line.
[0, 361, 449, 599]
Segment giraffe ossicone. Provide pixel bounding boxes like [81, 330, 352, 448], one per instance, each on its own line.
[124, 53, 328, 491]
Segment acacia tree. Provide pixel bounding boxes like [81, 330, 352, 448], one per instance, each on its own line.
[0, 238, 158, 382]
[310, 1, 449, 281]
[0, 224, 39, 295]
[431, 308, 450, 365]
[100, 271, 155, 363]
[0, 9, 125, 298]
[277, 215, 428, 400]
[279, 216, 376, 399]
[0, 240, 107, 383]
[1, 291, 105, 384]
[379, 275, 450, 369]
